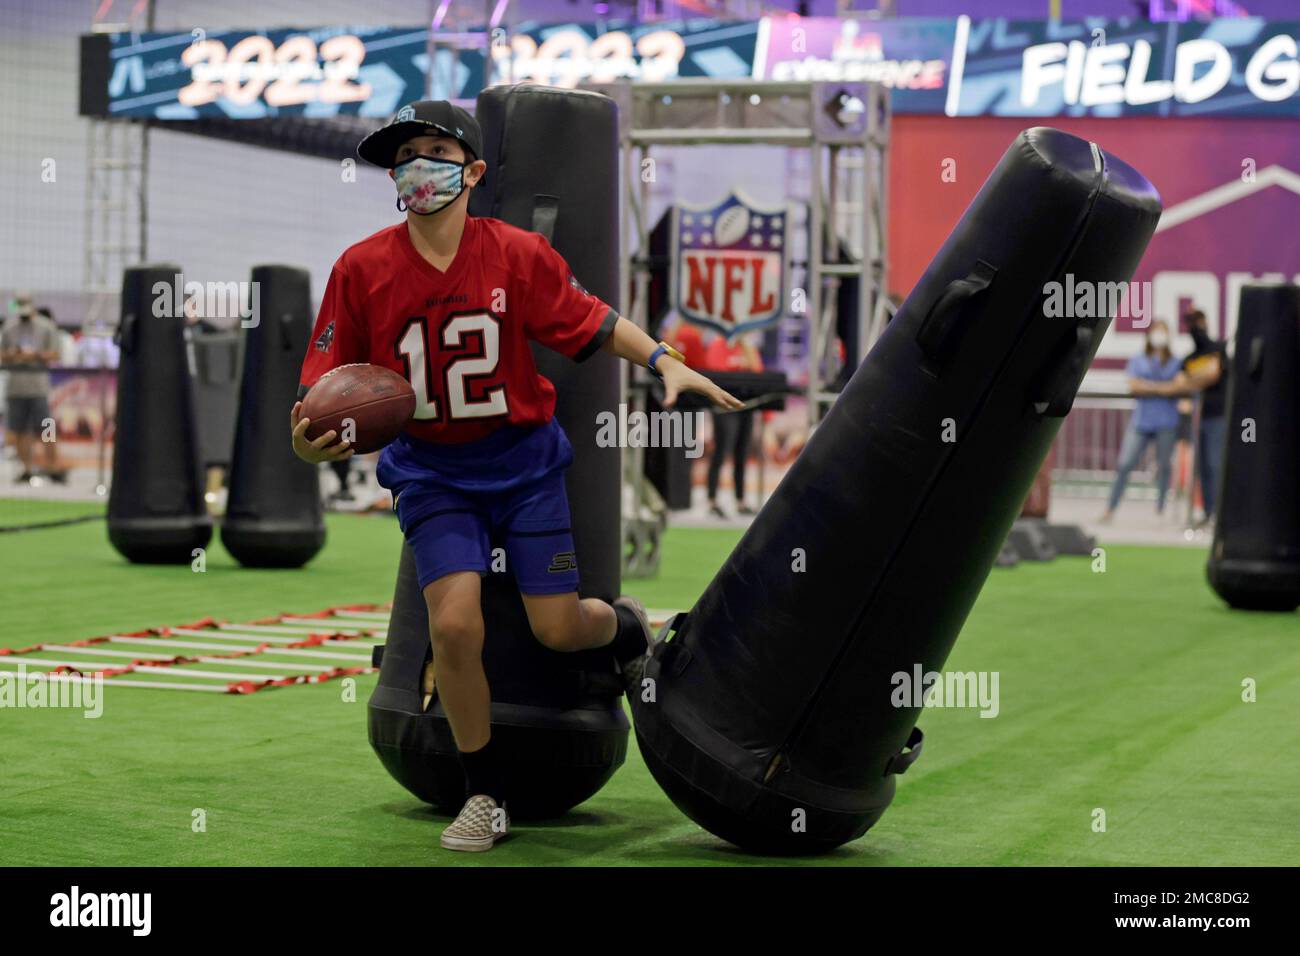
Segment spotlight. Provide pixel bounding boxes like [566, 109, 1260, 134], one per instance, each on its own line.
[826, 88, 865, 128]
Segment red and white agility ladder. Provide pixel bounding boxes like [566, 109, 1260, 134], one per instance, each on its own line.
[0, 604, 388, 695]
[0, 604, 677, 695]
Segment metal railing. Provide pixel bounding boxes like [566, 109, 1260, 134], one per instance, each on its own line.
[1052, 391, 1205, 526]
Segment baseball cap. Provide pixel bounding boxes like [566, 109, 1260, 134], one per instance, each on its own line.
[357, 100, 483, 169]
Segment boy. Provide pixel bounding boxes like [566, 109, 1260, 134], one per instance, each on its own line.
[290, 101, 740, 852]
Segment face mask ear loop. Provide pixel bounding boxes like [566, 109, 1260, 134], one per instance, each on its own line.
[396, 197, 408, 213]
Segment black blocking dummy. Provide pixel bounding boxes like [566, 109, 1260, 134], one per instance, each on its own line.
[221, 265, 326, 567]
[631, 128, 1163, 853]
[1207, 283, 1300, 612]
[368, 85, 627, 819]
[107, 265, 213, 563]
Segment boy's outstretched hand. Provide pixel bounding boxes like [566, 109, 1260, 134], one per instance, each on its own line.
[290, 400, 355, 464]
[658, 358, 744, 411]
[599, 315, 743, 411]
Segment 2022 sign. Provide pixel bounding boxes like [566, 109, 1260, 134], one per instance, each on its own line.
[179, 34, 371, 107]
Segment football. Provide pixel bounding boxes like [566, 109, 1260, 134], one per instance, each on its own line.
[712, 205, 750, 248]
[301, 363, 416, 454]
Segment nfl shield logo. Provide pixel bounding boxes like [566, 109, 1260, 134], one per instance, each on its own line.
[314, 320, 335, 352]
[671, 190, 790, 337]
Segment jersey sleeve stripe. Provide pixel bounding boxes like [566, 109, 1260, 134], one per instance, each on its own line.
[573, 307, 619, 363]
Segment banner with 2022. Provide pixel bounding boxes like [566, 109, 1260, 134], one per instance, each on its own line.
[93, 16, 1300, 120]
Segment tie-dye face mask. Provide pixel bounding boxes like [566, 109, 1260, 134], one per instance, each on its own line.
[394, 156, 466, 216]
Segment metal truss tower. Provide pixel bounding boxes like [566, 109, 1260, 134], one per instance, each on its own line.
[84, 0, 153, 331]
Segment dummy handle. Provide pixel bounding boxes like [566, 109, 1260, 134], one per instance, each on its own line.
[1248, 335, 1265, 381]
[532, 194, 560, 243]
[651, 612, 692, 677]
[115, 311, 138, 355]
[916, 260, 997, 368]
[279, 312, 297, 351]
[1034, 322, 1095, 418]
[656, 611, 689, 645]
[884, 726, 925, 776]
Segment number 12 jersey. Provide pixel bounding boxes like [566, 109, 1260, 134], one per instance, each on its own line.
[299, 215, 618, 445]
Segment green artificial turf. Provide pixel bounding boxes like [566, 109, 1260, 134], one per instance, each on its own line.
[0, 496, 105, 531]
[0, 502, 1296, 866]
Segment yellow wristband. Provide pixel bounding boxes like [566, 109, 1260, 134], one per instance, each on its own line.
[658, 342, 686, 363]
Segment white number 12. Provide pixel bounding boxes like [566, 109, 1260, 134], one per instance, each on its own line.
[397, 312, 508, 421]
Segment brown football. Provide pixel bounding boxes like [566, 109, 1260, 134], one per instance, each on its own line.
[301, 363, 416, 454]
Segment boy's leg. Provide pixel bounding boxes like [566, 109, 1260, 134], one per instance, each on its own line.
[520, 591, 654, 689]
[422, 570, 490, 752]
[422, 570, 510, 852]
[498, 471, 652, 666]
[393, 481, 510, 849]
[519, 590, 616, 653]
[419, 571, 512, 853]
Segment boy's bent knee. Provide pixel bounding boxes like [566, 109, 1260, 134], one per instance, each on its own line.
[429, 611, 484, 664]
[531, 619, 580, 652]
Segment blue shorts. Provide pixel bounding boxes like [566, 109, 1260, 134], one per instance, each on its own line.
[375, 419, 581, 595]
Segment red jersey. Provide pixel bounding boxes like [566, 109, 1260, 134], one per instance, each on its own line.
[664, 321, 704, 367]
[299, 216, 617, 444]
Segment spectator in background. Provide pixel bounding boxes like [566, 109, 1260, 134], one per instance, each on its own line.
[1181, 309, 1227, 525]
[43, 308, 78, 367]
[76, 324, 120, 368]
[1173, 393, 1195, 514]
[0, 295, 68, 483]
[329, 457, 356, 505]
[1101, 319, 1181, 523]
[704, 329, 763, 519]
[660, 316, 704, 369]
[183, 295, 222, 334]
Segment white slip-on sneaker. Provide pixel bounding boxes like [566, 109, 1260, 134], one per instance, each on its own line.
[440, 794, 509, 852]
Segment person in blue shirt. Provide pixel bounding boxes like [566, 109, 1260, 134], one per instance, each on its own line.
[1102, 320, 1185, 522]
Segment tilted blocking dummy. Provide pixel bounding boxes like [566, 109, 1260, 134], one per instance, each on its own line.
[632, 128, 1163, 853]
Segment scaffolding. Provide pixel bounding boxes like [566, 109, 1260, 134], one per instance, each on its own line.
[582, 78, 889, 576]
[591, 78, 890, 429]
[84, 0, 153, 332]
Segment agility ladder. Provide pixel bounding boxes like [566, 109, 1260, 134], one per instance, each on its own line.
[0, 604, 388, 695]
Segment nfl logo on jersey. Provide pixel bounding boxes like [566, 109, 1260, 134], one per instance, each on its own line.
[567, 273, 590, 297]
[314, 320, 335, 353]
